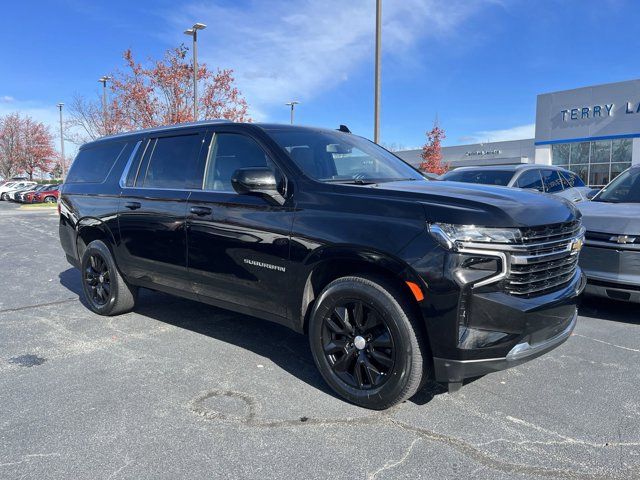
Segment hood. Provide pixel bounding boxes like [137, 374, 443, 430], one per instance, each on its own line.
[370, 180, 579, 228]
[577, 200, 640, 235]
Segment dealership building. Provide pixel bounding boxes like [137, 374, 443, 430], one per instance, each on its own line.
[397, 79, 640, 187]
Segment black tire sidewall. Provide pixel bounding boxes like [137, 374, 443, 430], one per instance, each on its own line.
[309, 278, 421, 409]
[80, 240, 120, 315]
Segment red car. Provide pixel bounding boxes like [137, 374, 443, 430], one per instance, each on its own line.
[32, 185, 60, 203]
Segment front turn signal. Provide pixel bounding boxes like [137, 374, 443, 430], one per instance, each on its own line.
[405, 281, 425, 302]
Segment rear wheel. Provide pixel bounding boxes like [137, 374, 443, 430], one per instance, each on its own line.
[309, 275, 427, 410]
[80, 240, 137, 315]
[44, 195, 57, 204]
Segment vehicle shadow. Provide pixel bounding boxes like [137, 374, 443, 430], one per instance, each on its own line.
[59, 268, 443, 406]
[579, 295, 640, 325]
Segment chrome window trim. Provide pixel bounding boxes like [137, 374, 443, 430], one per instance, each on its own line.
[119, 140, 143, 188]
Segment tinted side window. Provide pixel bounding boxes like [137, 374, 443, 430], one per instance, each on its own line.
[203, 133, 269, 191]
[140, 134, 203, 189]
[66, 142, 128, 183]
[516, 170, 543, 191]
[560, 171, 585, 188]
[541, 169, 564, 193]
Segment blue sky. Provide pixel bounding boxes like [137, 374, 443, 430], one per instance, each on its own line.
[1, 0, 640, 153]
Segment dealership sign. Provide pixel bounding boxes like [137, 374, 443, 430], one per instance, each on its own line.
[561, 102, 640, 121]
[465, 149, 502, 156]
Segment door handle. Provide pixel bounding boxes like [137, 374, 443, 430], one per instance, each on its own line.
[124, 201, 141, 210]
[190, 206, 212, 217]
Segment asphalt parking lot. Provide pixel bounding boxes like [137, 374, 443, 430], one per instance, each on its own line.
[0, 201, 638, 479]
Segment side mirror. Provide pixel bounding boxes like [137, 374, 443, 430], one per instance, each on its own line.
[231, 167, 285, 205]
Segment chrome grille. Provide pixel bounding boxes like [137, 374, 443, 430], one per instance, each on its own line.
[502, 221, 583, 297]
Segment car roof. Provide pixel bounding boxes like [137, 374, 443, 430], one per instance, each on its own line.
[447, 164, 571, 173]
[80, 120, 352, 149]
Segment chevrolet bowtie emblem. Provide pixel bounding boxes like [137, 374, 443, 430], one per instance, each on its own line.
[610, 235, 637, 244]
[571, 238, 584, 252]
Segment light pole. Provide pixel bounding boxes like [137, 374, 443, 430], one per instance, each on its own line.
[374, 0, 382, 144]
[98, 75, 112, 132]
[184, 23, 207, 121]
[57, 103, 66, 180]
[285, 101, 299, 125]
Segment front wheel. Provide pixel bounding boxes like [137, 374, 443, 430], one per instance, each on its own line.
[80, 240, 137, 316]
[309, 275, 427, 410]
[44, 196, 57, 204]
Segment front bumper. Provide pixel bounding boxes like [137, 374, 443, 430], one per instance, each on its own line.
[431, 270, 585, 383]
[434, 310, 577, 383]
[580, 244, 640, 302]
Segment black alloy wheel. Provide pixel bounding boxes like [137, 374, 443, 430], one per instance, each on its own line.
[322, 300, 395, 389]
[309, 275, 427, 410]
[84, 253, 111, 306]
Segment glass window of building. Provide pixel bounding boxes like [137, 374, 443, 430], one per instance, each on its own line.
[551, 143, 570, 166]
[591, 140, 611, 163]
[612, 139, 632, 163]
[589, 163, 610, 187]
[569, 163, 589, 182]
[570, 142, 590, 165]
[550, 137, 634, 187]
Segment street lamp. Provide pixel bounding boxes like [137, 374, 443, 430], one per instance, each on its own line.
[373, 0, 382, 144]
[57, 103, 66, 181]
[98, 76, 112, 113]
[184, 22, 207, 121]
[285, 101, 300, 125]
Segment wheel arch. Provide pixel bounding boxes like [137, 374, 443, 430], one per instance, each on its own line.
[298, 246, 427, 337]
[75, 218, 117, 260]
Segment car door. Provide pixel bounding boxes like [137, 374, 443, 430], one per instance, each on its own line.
[186, 128, 294, 319]
[117, 128, 208, 294]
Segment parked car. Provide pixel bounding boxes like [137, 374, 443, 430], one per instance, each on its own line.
[2, 181, 37, 201]
[578, 165, 640, 302]
[59, 121, 585, 409]
[32, 185, 60, 203]
[440, 165, 592, 202]
[14, 184, 46, 202]
[18, 184, 52, 203]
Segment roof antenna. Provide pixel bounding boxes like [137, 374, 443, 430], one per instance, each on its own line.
[338, 125, 351, 133]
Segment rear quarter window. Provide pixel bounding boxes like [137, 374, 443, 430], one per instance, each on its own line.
[66, 141, 129, 183]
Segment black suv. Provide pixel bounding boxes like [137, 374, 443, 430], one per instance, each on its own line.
[59, 121, 586, 409]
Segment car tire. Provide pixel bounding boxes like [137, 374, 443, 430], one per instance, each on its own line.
[80, 239, 138, 316]
[308, 275, 427, 410]
[44, 196, 57, 204]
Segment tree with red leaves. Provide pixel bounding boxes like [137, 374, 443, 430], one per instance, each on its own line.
[419, 122, 448, 175]
[18, 117, 56, 180]
[67, 45, 250, 143]
[0, 113, 23, 179]
[0, 113, 56, 180]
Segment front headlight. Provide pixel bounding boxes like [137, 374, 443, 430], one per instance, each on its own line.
[429, 223, 522, 249]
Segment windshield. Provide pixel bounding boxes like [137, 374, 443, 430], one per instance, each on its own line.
[267, 129, 423, 184]
[594, 166, 640, 203]
[441, 169, 514, 186]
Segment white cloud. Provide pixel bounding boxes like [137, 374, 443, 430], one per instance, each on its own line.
[459, 123, 535, 144]
[169, 0, 490, 119]
[0, 95, 15, 103]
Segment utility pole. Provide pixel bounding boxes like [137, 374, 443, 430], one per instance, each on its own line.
[184, 23, 207, 121]
[374, 0, 382, 144]
[285, 101, 300, 124]
[98, 76, 112, 133]
[57, 103, 66, 181]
